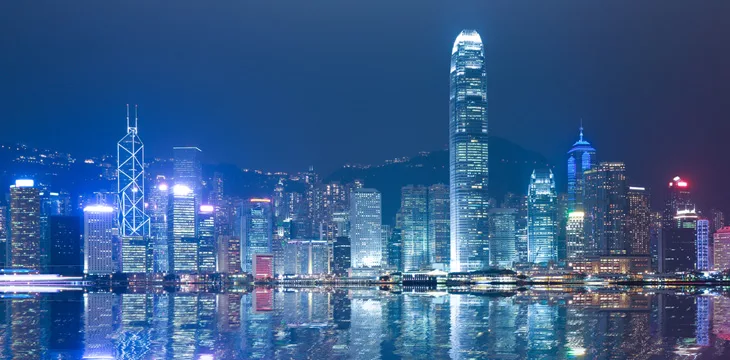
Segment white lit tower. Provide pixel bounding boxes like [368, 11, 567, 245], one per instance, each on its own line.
[118, 104, 149, 237]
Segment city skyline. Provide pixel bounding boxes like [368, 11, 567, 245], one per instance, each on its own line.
[2, 3, 730, 359]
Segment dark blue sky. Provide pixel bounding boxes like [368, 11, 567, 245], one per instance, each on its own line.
[1, 1, 729, 208]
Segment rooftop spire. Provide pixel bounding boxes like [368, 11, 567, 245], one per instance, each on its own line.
[579, 118, 584, 142]
[126, 104, 130, 130]
[134, 104, 138, 129]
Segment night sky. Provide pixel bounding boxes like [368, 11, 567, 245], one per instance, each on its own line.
[1, 1, 729, 210]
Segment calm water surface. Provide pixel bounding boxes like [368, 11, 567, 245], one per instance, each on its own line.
[2, 286, 730, 359]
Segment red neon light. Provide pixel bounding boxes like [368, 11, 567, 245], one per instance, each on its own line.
[677, 181, 688, 188]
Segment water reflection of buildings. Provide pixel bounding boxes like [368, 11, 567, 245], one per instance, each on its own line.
[0, 288, 728, 359]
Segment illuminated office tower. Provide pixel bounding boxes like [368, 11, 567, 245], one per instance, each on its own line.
[283, 240, 329, 275]
[567, 125, 596, 212]
[399, 185, 429, 271]
[583, 162, 628, 256]
[241, 198, 273, 273]
[118, 104, 149, 237]
[504, 193, 529, 263]
[660, 209, 698, 273]
[449, 29, 489, 272]
[713, 227, 730, 271]
[381, 224, 392, 268]
[198, 205, 216, 273]
[696, 219, 710, 271]
[663, 176, 693, 229]
[332, 236, 351, 276]
[168, 184, 198, 273]
[428, 184, 450, 267]
[148, 177, 169, 272]
[626, 186, 651, 256]
[0, 205, 7, 268]
[173, 146, 203, 201]
[217, 236, 241, 274]
[9, 179, 41, 270]
[252, 253, 275, 280]
[650, 212, 663, 271]
[350, 188, 382, 269]
[121, 235, 149, 274]
[40, 190, 71, 271]
[49, 215, 81, 276]
[488, 208, 516, 269]
[566, 211, 585, 260]
[711, 209, 725, 233]
[84, 205, 116, 275]
[527, 169, 557, 264]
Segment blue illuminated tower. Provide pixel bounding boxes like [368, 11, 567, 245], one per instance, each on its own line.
[567, 123, 596, 213]
[449, 29, 489, 272]
[117, 105, 149, 236]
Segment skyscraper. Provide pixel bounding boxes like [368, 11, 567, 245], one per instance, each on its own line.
[332, 236, 351, 276]
[660, 209, 698, 273]
[118, 105, 149, 237]
[168, 184, 198, 273]
[399, 185, 429, 271]
[567, 125, 597, 213]
[241, 198, 273, 273]
[83, 205, 116, 275]
[428, 184, 450, 267]
[711, 209, 725, 233]
[504, 193, 529, 263]
[0, 205, 7, 268]
[173, 146, 203, 201]
[48, 215, 81, 276]
[663, 176, 692, 229]
[583, 162, 628, 256]
[566, 211, 585, 260]
[696, 219, 710, 271]
[713, 227, 730, 271]
[626, 186, 651, 256]
[198, 205, 216, 274]
[40, 190, 71, 272]
[449, 29, 489, 272]
[527, 169, 557, 264]
[121, 235, 149, 274]
[349, 188, 382, 269]
[148, 177, 170, 273]
[488, 208, 516, 269]
[9, 179, 41, 270]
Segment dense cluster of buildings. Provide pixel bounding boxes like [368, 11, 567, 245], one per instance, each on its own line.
[0, 30, 727, 281]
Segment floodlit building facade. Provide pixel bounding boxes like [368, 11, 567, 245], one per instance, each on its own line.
[350, 188, 382, 269]
[713, 227, 730, 271]
[241, 199, 273, 273]
[84, 205, 116, 275]
[566, 125, 596, 213]
[527, 169, 557, 264]
[488, 208, 516, 269]
[168, 184, 198, 273]
[449, 29, 489, 272]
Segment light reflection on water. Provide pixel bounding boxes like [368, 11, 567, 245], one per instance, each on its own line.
[0, 286, 729, 359]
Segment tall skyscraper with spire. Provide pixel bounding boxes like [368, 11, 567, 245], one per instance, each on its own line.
[118, 105, 149, 237]
[567, 123, 596, 213]
[449, 29, 489, 272]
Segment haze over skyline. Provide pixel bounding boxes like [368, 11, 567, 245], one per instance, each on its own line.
[1, 1, 729, 209]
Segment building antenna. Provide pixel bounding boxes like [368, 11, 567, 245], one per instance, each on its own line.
[134, 104, 138, 128]
[126, 104, 130, 130]
[579, 118, 584, 142]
